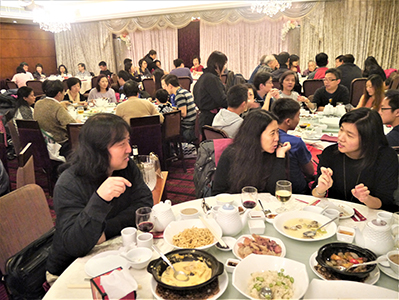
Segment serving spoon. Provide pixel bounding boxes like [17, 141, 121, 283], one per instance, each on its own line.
[259, 286, 273, 299]
[303, 216, 338, 238]
[335, 260, 379, 271]
[152, 245, 189, 281]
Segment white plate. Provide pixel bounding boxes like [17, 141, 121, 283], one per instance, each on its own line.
[215, 236, 236, 251]
[273, 211, 337, 242]
[84, 250, 130, 277]
[309, 251, 380, 285]
[302, 134, 322, 141]
[335, 203, 355, 219]
[378, 256, 399, 280]
[319, 117, 340, 128]
[304, 278, 398, 299]
[150, 270, 228, 300]
[232, 234, 286, 260]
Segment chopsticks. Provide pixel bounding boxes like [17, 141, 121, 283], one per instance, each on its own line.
[295, 198, 321, 206]
[198, 216, 228, 248]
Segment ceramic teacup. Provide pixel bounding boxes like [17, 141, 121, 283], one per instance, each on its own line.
[380, 249, 399, 274]
[180, 207, 199, 220]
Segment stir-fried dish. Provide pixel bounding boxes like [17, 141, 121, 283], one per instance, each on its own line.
[237, 234, 282, 258]
[326, 251, 368, 272]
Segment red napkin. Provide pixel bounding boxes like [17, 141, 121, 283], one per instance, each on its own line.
[320, 134, 338, 142]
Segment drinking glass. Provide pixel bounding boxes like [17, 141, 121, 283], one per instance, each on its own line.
[308, 102, 317, 114]
[241, 186, 258, 209]
[77, 106, 84, 115]
[275, 180, 292, 213]
[135, 207, 154, 233]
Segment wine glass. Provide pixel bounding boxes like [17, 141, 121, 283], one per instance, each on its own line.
[135, 207, 154, 233]
[275, 180, 292, 213]
[308, 102, 317, 114]
[241, 186, 258, 209]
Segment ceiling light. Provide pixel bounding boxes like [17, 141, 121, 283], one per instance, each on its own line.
[32, 6, 73, 33]
[251, 1, 292, 17]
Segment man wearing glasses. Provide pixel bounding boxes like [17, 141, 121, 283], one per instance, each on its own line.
[311, 68, 349, 111]
[379, 90, 399, 147]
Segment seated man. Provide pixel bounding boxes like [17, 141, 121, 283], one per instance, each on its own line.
[271, 98, 314, 194]
[99, 61, 113, 77]
[379, 90, 399, 147]
[162, 74, 196, 142]
[311, 68, 350, 110]
[337, 54, 362, 92]
[271, 52, 290, 80]
[308, 53, 329, 79]
[169, 58, 193, 82]
[34, 80, 78, 157]
[76, 63, 91, 78]
[253, 71, 279, 109]
[115, 80, 164, 124]
[248, 54, 278, 84]
[46, 113, 153, 281]
[117, 70, 130, 99]
[212, 84, 248, 138]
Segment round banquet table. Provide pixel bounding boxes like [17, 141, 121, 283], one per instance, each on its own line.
[43, 194, 398, 300]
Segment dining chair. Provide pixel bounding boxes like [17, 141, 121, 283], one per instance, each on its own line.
[0, 184, 54, 297]
[67, 123, 83, 151]
[16, 142, 35, 189]
[26, 80, 45, 99]
[390, 75, 399, 90]
[91, 76, 99, 89]
[142, 78, 156, 99]
[178, 76, 193, 92]
[303, 79, 324, 97]
[272, 80, 281, 90]
[152, 171, 168, 205]
[5, 80, 18, 90]
[162, 110, 186, 172]
[16, 119, 61, 196]
[62, 79, 69, 91]
[6, 119, 21, 156]
[350, 78, 367, 107]
[202, 125, 229, 140]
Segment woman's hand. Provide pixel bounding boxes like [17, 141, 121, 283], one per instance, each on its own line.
[298, 95, 309, 103]
[351, 183, 370, 203]
[276, 142, 291, 158]
[317, 167, 333, 193]
[268, 88, 280, 99]
[97, 177, 132, 202]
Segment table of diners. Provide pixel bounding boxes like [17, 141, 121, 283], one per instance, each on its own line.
[43, 193, 398, 300]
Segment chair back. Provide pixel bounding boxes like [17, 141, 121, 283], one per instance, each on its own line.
[202, 125, 229, 140]
[67, 123, 83, 151]
[162, 110, 181, 140]
[7, 119, 21, 156]
[63, 79, 69, 92]
[16, 143, 35, 189]
[26, 80, 44, 98]
[350, 78, 367, 106]
[142, 78, 156, 98]
[178, 76, 192, 92]
[272, 80, 281, 90]
[0, 184, 53, 274]
[130, 115, 161, 127]
[5, 80, 18, 90]
[91, 76, 99, 89]
[390, 75, 399, 90]
[303, 79, 324, 97]
[111, 74, 118, 84]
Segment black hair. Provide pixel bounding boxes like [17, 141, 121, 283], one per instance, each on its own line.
[58, 64, 68, 75]
[271, 97, 300, 124]
[339, 108, 388, 170]
[289, 54, 299, 62]
[315, 53, 328, 67]
[123, 58, 132, 65]
[153, 68, 165, 90]
[96, 74, 109, 92]
[98, 61, 107, 67]
[335, 55, 344, 62]
[20, 62, 29, 67]
[123, 80, 140, 97]
[227, 84, 248, 109]
[253, 71, 272, 90]
[155, 89, 169, 103]
[66, 77, 81, 90]
[342, 54, 355, 64]
[244, 83, 258, 99]
[277, 52, 290, 66]
[138, 59, 146, 68]
[124, 62, 133, 73]
[148, 50, 157, 56]
[43, 80, 64, 97]
[78, 63, 86, 69]
[16, 86, 34, 109]
[385, 90, 399, 111]
[173, 58, 184, 68]
[163, 74, 179, 88]
[68, 113, 131, 182]
[16, 66, 25, 74]
[35, 63, 43, 69]
[206, 51, 228, 76]
[279, 70, 297, 90]
[325, 68, 342, 80]
[117, 70, 130, 82]
[192, 55, 201, 64]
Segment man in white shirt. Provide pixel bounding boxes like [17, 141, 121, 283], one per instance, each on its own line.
[20, 62, 34, 79]
[212, 84, 248, 138]
[76, 63, 91, 78]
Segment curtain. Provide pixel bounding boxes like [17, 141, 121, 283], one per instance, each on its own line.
[54, 21, 116, 76]
[300, 0, 399, 72]
[200, 18, 294, 79]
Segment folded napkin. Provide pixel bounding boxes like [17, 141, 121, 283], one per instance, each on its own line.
[101, 269, 138, 300]
[320, 134, 338, 142]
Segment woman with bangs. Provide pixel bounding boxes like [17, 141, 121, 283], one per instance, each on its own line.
[212, 109, 291, 195]
[312, 108, 398, 212]
[356, 74, 385, 110]
[46, 113, 153, 281]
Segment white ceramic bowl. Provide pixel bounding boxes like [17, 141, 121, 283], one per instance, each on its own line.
[125, 247, 153, 269]
[215, 193, 235, 206]
[215, 236, 236, 251]
[232, 254, 309, 300]
[225, 258, 240, 273]
[163, 218, 222, 250]
[336, 226, 355, 243]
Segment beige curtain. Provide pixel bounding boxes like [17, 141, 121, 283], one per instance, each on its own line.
[54, 21, 116, 76]
[300, 0, 399, 71]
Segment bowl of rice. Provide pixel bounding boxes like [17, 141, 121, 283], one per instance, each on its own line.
[232, 254, 309, 299]
[163, 219, 222, 250]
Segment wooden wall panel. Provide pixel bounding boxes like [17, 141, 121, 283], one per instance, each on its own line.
[0, 23, 57, 81]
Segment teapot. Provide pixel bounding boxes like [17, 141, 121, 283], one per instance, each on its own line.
[94, 98, 108, 107]
[152, 200, 175, 232]
[323, 104, 335, 116]
[355, 219, 394, 256]
[213, 204, 250, 236]
[335, 103, 346, 117]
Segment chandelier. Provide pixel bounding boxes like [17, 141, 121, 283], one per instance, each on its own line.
[251, 1, 292, 17]
[32, 6, 73, 33]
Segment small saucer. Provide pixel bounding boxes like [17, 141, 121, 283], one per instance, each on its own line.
[215, 237, 236, 251]
[378, 256, 399, 280]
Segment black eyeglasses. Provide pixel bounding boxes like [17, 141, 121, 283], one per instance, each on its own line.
[380, 107, 392, 111]
[323, 78, 338, 82]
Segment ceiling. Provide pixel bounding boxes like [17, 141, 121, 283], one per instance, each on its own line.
[0, 0, 252, 24]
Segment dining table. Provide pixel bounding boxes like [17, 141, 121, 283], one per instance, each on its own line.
[42, 193, 398, 300]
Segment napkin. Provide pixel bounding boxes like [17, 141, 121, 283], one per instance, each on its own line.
[101, 269, 138, 300]
[320, 134, 338, 142]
